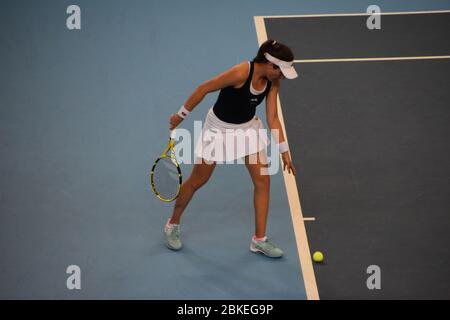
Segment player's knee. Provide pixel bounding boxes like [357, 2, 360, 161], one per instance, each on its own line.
[254, 174, 270, 190]
[190, 176, 210, 191]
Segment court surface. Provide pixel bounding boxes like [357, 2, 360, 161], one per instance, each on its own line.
[1, 1, 449, 300]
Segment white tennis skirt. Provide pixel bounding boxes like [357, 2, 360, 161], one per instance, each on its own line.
[195, 108, 269, 162]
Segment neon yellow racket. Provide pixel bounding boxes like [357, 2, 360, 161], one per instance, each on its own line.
[150, 130, 182, 202]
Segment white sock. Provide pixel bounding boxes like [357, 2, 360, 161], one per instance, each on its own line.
[252, 235, 267, 242]
[166, 219, 179, 229]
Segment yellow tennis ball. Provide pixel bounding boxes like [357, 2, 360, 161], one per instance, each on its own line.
[313, 251, 324, 263]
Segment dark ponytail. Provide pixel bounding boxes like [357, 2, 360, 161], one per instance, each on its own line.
[253, 39, 294, 63]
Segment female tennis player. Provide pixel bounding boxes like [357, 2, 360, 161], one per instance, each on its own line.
[165, 40, 297, 258]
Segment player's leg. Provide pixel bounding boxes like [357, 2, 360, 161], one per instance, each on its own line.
[245, 151, 270, 238]
[165, 159, 216, 250]
[245, 151, 283, 258]
[169, 158, 216, 224]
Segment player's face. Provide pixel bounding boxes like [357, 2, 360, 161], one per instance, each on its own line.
[267, 63, 284, 81]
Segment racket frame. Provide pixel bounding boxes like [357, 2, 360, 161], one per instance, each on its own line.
[150, 134, 182, 202]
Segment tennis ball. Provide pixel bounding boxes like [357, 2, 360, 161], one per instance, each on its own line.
[313, 251, 324, 263]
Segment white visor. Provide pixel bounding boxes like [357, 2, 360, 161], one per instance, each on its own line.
[264, 52, 298, 79]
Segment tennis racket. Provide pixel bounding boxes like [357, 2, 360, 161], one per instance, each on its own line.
[150, 130, 182, 202]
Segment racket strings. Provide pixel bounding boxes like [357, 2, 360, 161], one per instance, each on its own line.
[152, 157, 180, 201]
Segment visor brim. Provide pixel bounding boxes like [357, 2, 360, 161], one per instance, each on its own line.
[280, 65, 298, 79]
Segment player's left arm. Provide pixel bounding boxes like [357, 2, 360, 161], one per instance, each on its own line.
[265, 79, 286, 144]
[265, 79, 296, 175]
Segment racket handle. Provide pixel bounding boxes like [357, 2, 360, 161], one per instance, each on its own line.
[170, 129, 177, 140]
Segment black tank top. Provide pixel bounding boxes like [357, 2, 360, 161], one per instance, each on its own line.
[213, 62, 272, 124]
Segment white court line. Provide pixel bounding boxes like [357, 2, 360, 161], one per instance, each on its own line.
[257, 10, 450, 64]
[303, 217, 316, 222]
[257, 9, 450, 19]
[295, 56, 450, 63]
[254, 16, 319, 301]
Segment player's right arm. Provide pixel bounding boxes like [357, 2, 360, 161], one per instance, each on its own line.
[169, 62, 248, 129]
[185, 61, 248, 110]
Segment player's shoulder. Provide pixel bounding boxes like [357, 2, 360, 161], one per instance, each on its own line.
[227, 60, 250, 79]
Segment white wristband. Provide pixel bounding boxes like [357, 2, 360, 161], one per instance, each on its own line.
[278, 141, 289, 154]
[177, 105, 190, 119]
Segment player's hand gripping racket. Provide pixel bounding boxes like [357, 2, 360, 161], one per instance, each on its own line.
[150, 130, 182, 202]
